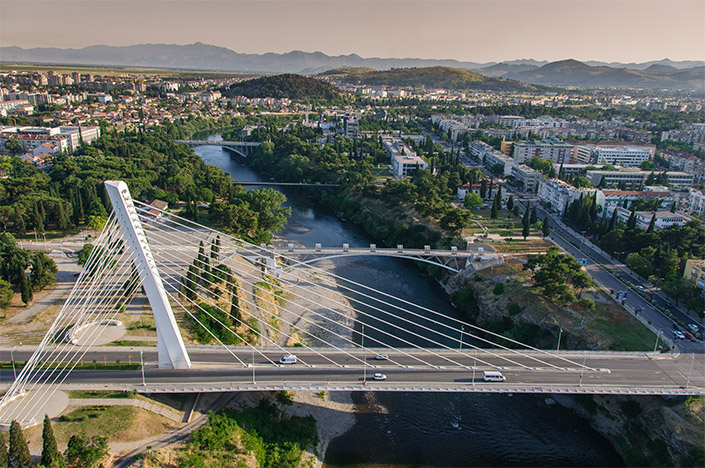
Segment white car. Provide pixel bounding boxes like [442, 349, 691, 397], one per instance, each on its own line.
[373, 373, 387, 381]
[374, 354, 388, 360]
[673, 331, 685, 339]
[279, 354, 297, 364]
[687, 324, 699, 333]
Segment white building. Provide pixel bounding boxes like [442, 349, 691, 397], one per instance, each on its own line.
[606, 207, 694, 230]
[586, 169, 694, 188]
[383, 137, 428, 178]
[512, 139, 573, 164]
[575, 145, 652, 167]
[510, 164, 543, 193]
[596, 190, 675, 210]
[484, 151, 515, 177]
[538, 179, 596, 214]
[687, 189, 705, 216]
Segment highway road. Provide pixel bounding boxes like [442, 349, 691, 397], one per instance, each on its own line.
[1, 346, 703, 395]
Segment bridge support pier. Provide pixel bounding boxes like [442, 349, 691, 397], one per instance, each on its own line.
[105, 181, 191, 369]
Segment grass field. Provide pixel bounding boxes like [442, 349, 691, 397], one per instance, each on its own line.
[470, 209, 540, 238]
[25, 405, 178, 448]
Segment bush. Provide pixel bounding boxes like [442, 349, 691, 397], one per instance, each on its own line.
[508, 303, 522, 316]
[493, 282, 505, 295]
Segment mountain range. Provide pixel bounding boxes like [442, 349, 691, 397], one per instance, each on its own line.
[1, 43, 703, 90]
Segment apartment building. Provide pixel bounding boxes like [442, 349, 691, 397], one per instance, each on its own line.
[484, 150, 516, 177]
[511, 164, 543, 193]
[683, 259, 705, 291]
[586, 169, 694, 188]
[687, 189, 705, 216]
[574, 145, 652, 167]
[605, 207, 695, 230]
[512, 139, 573, 164]
[537, 178, 596, 214]
[595, 190, 675, 210]
[383, 137, 428, 178]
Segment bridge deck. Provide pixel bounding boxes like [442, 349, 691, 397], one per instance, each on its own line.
[2, 347, 702, 396]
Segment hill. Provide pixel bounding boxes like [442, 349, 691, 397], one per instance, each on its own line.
[319, 66, 537, 92]
[505, 59, 705, 91]
[224, 74, 340, 100]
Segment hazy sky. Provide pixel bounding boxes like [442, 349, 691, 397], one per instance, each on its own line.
[1, 0, 704, 63]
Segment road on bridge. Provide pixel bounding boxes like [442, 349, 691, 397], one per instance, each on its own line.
[2, 346, 702, 395]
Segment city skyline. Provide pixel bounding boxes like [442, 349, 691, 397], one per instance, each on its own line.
[1, 0, 704, 64]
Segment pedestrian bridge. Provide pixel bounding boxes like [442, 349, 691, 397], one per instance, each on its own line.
[1, 181, 702, 428]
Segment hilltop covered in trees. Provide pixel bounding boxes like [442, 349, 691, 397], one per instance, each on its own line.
[224, 74, 341, 100]
[319, 66, 538, 92]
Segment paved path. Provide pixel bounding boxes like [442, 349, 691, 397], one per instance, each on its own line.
[113, 393, 236, 468]
[7, 255, 81, 324]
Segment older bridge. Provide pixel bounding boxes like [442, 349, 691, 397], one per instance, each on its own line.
[174, 140, 260, 158]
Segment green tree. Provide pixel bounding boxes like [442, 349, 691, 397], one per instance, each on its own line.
[0, 278, 12, 318]
[530, 206, 538, 225]
[64, 435, 108, 468]
[512, 205, 521, 217]
[524, 246, 592, 304]
[506, 195, 514, 213]
[0, 431, 8, 468]
[9, 420, 32, 468]
[522, 222, 530, 240]
[463, 192, 482, 209]
[20, 273, 32, 306]
[542, 215, 550, 239]
[490, 200, 498, 219]
[4, 137, 23, 155]
[41, 414, 65, 468]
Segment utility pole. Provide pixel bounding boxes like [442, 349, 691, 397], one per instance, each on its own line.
[653, 329, 662, 353]
[140, 349, 146, 387]
[362, 324, 367, 384]
[459, 325, 464, 350]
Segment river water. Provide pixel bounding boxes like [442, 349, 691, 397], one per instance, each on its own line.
[193, 139, 624, 467]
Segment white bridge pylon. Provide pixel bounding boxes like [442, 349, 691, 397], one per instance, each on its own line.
[105, 181, 191, 369]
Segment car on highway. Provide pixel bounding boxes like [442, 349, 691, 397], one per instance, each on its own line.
[373, 373, 387, 381]
[684, 332, 697, 342]
[374, 354, 388, 360]
[687, 324, 699, 333]
[279, 354, 297, 364]
[482, 371, 506, 382]
[673, 330, 685, 340]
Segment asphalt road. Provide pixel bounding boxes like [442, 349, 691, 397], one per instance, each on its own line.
[2, 346, 703, 394]
[509, 191, 704, 355]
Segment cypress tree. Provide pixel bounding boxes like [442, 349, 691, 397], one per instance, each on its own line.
[230, 285, 242, 322]
[608, 209, 618, 231]
[506, 195, 514, 213]
[15, 207, 26, 235]
[0, 431, 8, 468]
[490, 198, 498, 219]
[33, 204, 45, 236]
[8, 420, 32, 468]
[480, 179, 487, 199]
[57, 202, 71, 231]
[542, 215, 550, 239]
[41, 414, 64, 468]
[522, 221, 530, 240]
[646, 213, 656, 233]
[20, 274, 32, 306]
[522, 202, 531, 227]
[626, 209, 637, 229]
[530, 206, 538, 225]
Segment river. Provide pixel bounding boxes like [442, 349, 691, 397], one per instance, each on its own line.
[193, 139, 624, 467]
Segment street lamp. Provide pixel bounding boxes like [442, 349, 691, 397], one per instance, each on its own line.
[459, 325, 465, 350]
[362, 324, 367, 384]
[140, 349, 146, 387]
[11, 346, 17, 380]
[557, 327, 563, 352]
[653, 329, 662, 353]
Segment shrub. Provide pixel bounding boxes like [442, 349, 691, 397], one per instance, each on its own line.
[493, 282, 505, 295]
[508, 303, 522, 316]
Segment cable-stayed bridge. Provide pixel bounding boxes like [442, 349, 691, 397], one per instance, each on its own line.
[1, 181, 702, 428]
